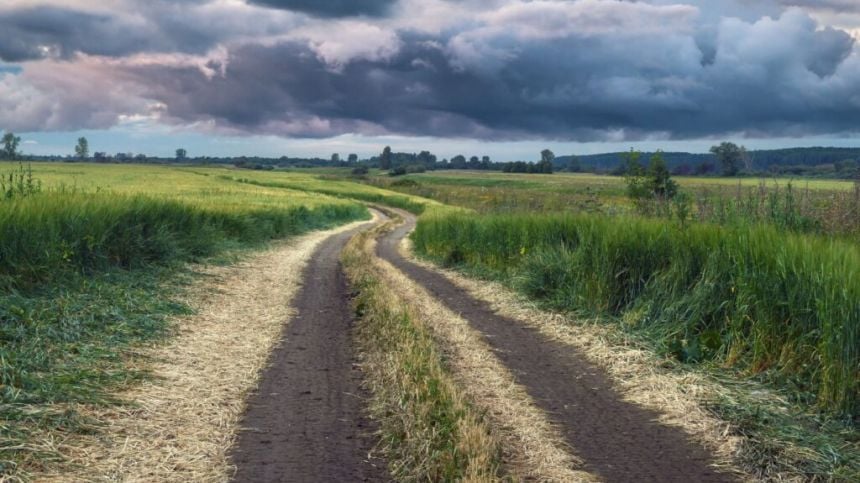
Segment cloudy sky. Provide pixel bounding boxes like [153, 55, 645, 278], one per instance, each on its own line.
[2, 0, 860, 159]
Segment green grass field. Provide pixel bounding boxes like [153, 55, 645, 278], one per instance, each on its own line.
[0, 162, 410, 478]
[3, 162, 858, 479]
[402, 169, 860, 478]
[393, 170, 856, 192]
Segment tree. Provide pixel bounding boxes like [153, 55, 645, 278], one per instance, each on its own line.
[73, 137, 89, 160]
[710, 142, 745, 176]
[541, 149, 555, 165]
[347, 153, 359, 164]
[331, 153, 340, 163]
[175, 148, 188, 162]
[481, 156, 492, 170]
[2, 132, 21, 160]
[538, 149, 555, 174]
[451, 155, 467, 169]
[835, 159, 857, 174]
[647, 151, 678, 199]
[380, 146, 392, 170]
[622, 149, 648, 198]
[567, 155, 582, 172]
[624, 150, 678, 203]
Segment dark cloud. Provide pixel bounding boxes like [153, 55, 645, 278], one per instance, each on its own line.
[122, 12, 860, 142]
[2, 1, 860, 141]
[248, 0, 397, 17]
[0, 7, 145, 61]
[0, 2, 295, 62]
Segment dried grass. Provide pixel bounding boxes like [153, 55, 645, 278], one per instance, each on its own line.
[400, 237, 746, 479]
[374, 239, 597, 482]
[345, 220, 502, 482]
[30, 217, 376, 482]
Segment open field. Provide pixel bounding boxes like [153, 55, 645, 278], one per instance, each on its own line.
[0, 162, 374, 479]
[370, 169, 860, 241]
[2, 162, 858, 481]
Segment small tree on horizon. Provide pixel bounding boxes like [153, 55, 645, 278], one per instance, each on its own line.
[623, 150, 679, 198]
[2, 132, 21, 160]
[74, 137, 89, 160]
[647, 151, 678, 199]
[710, 142, 745, 176]
[538, 149, 555, 173]
[380, 146, 392, 170]
[175, 148, 188, 162]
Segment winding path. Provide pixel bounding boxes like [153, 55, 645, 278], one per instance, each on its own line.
[229, 218, 387, 482]
[376, 210, 735, 483]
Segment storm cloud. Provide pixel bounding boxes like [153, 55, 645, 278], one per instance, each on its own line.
[249, 0, 399, 17]
[1, 0, 860, 141]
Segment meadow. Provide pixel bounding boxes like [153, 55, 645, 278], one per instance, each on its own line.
[412, 212, 859, 415]
[0, 162, 377, 477]
[2, 162, 858, 479]
[373, 170, 860, 239]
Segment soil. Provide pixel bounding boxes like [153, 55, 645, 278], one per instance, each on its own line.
[229, 221, 388, 482]
[377, 212, 736, 483]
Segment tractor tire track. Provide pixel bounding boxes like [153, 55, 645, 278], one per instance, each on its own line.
[377, 211, 735, 483]
[229, 217, 388, 483]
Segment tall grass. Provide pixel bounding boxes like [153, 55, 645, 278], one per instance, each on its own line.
[0, 181, 367, 477]
[0, 191, 367, 292]
[412, 212, 860, 417]
[343, 224, 500, 481]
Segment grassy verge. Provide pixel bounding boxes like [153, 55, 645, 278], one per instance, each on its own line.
[0, 190, 368, 479]
[342, 221, 501, 482]
[412, 211, 859, 479]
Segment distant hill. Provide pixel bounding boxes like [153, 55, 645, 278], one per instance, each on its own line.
[557, 147, 860, 172]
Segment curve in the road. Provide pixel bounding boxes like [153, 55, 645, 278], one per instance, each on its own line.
[377, 211, 735, 483]
[229, 218, 388, 482]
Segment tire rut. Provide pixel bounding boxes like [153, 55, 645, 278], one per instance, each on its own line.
[229, 220, 388, 482]
[377, 212, 736, 483]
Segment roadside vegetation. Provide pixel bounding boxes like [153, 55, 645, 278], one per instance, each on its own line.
[407, 157, 860, 478]
[412, 211, 859, 416]
[0, 163, 369, 479]
[342, 221, 501, 482]
[5, 158, 858, 480]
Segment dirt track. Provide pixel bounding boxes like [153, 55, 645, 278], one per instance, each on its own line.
[377, 212, 734, 483]
[229, 219, 387, 482]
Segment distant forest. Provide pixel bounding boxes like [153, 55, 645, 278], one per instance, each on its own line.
[19, 146, 860, 179]
[560, 147, 860, 178]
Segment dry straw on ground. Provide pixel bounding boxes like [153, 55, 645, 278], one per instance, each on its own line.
[32, 217, 375, 483]
[345, 224, 501, 482]
[401, 238, 747, 480]
[374, 239, 597, 482]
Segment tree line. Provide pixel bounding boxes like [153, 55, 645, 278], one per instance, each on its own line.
[3, 130, 857, 180]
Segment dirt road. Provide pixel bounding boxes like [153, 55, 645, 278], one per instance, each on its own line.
[377, 212, 734, 483]
[229, 219, 387, 482]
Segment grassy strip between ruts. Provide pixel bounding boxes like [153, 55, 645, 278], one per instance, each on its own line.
[0, 190, 369, 480]
[342, 219, 502, 482]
